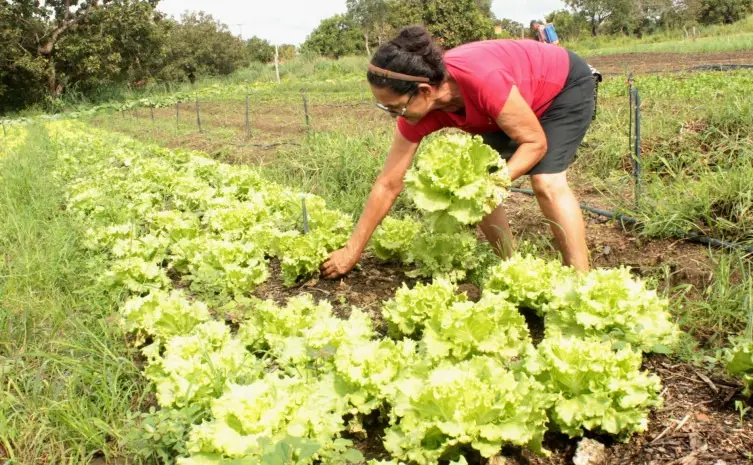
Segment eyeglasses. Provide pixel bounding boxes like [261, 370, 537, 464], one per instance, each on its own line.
[375, 93, 415, 117]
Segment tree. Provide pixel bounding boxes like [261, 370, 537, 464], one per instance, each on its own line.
[278, 44, 296, 61]
[0, 0, 164, 112]
[246, 35, 275, 63]
[347, 0, 389, 55]
[696, 0, 753, 24]
[564, 0, 634, 36]
[55, 1, 166, 95]
[474, 0, 495, 19]
[545, 9, 591, 40]
[0, 1, 49, 111]
[386, 0, 495, 48]
[158, 12, 249, 82]
[494, 18, 524, 38]
[0, 0, 131, 98]
[301, 14, 365, 58]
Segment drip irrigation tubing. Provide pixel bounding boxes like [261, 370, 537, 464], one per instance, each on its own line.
[509, 187, 753, 254]
[688, 64, 753, 71]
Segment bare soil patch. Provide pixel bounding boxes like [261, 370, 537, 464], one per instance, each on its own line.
[587, 50, 753, 75]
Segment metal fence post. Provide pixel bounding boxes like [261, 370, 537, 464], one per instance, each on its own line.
[634, 89, 642, 210]
[628, 72, 634, 154]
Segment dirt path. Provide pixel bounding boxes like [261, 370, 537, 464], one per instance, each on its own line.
[587, 50, 753, 75]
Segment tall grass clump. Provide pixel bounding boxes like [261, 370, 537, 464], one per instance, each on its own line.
[0, 125, 148, 463]
[259, 129, 415, 218]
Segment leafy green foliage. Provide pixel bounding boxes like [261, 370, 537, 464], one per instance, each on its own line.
[144, 321, 264, 409]
[545, 267, 681, 353]
[697, 0, 753, 25]
[724, 337, 753, 396]
[484, 253, 576, 313]
[238, 294, 375, 372]
[103, 256, 171, 294]
[405, 134, 510, 227]
[406, 226, 483, 281]
[386, 0, 495, 47]
[384, 279, 462, 337]
[246, 36, 276, 63]
[183, 373, 356, 461]
[172, 236, 269, 303]
[370, 216, 422, 262]
[44, 121, 677, 464]
[383, 357, 552, 463]
[384, 279, 533, 362]
[157, 12, 249, 83]
[301, 14, 366, 58]
[370, 216, 482, 281]
[126, 405, 209, 463]
[535, 335, 663, 438]
[121, 290, 211, 341]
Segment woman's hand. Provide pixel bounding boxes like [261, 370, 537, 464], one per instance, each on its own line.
[320, 245, 361, 279]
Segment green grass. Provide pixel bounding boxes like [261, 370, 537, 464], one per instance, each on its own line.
[570, 15, 753, 56]
[675, 251, 753, 355]
[259, 130, 415, 219]
[0, 125, 149, 464]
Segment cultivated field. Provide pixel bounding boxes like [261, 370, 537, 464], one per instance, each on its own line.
[1, 48, 752, 465]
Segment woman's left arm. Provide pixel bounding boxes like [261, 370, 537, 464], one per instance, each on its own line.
[494, 85, 548, 181]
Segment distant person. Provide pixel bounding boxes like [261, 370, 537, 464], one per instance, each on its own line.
[531, 20, 560, 45]
[321, 26, 596, 280]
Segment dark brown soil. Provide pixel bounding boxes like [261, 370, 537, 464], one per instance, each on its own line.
[587, 50, 753, 75]
[250, 257, 414, 333]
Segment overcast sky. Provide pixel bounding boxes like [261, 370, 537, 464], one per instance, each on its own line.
[157, 0, 567, 45]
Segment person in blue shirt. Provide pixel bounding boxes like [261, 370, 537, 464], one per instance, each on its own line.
[530, 20, 560, 45]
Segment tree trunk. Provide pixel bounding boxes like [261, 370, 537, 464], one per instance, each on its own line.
[591, 16, 599, 36]
[364, 31, 371, 56]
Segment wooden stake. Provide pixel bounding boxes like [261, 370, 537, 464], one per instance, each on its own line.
[195, 94, 202, 133]
[301, 92, 310, 130]
[275, 44, 280, 83]
[245, 81, 251, 139]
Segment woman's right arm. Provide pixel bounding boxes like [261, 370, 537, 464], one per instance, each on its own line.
[320, 127, 420, 279]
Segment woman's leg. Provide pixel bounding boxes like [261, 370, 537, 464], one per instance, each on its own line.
[479, 204, 515, 259]
[531, 171, 589, 272]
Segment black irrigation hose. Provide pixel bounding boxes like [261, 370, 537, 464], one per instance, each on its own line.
[509, 187, 753, 254]
[688, 64, 753, 72]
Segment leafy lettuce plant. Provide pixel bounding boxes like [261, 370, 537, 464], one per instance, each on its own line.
[484, 253, 576, 313]
[724, 337, 753, 397]
[534, 335, 663, 439]
[384, 356, 551, 464]
[545, 267, 681, 353]
[404, 134, 510, 226]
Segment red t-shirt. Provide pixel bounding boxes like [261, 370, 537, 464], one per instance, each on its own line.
[397, 39, 570, 143]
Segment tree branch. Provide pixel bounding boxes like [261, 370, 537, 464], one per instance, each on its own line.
[38, 0, 106, 56]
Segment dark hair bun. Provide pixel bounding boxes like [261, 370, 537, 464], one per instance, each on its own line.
[393, 26, 435, 55]
[368, 25, 446, 94]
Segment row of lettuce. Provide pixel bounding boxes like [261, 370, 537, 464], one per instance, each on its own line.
[0, 125, 27, 158]
[43, 123, 751, 464]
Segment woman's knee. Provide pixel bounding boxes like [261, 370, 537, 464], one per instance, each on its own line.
[531, 172, 570, 200]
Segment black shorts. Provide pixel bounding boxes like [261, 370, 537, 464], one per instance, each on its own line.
[481, 50, 595, 175]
